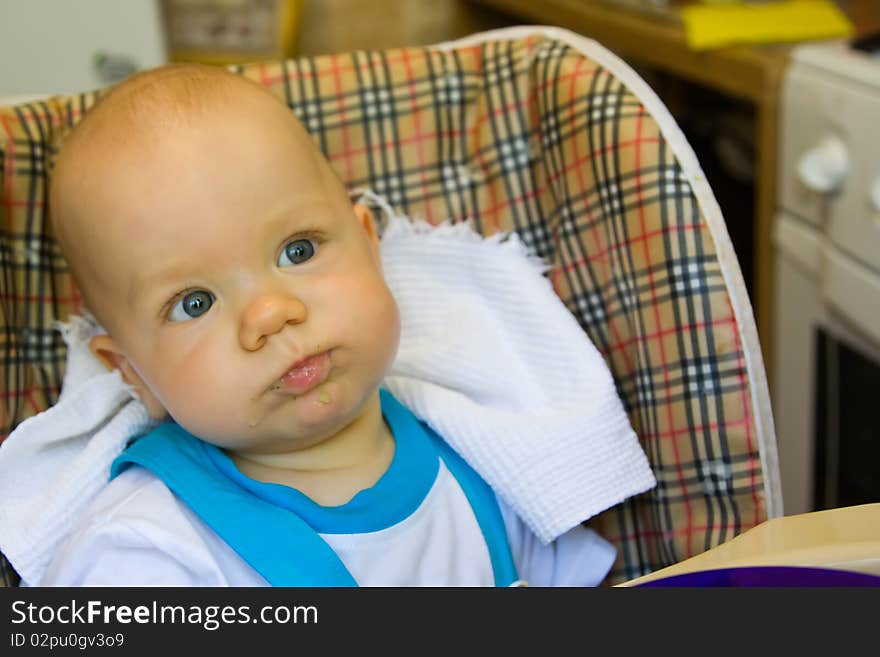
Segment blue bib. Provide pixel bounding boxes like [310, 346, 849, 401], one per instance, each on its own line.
[111, 389, 518, 587]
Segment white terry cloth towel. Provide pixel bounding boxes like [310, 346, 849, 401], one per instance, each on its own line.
[0, 194, 655, 584]
[371, 194, 656, 544]
[0, 315, 156, 585]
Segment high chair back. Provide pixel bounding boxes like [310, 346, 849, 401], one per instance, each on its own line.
[0, 26, 780, 586]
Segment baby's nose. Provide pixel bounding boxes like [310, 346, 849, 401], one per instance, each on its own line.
[239, 293, 307, 350]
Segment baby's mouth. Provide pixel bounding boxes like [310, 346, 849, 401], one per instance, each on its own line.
[270, 351, 331, 396]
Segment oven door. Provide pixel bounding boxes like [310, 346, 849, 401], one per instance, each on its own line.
[773, 212, 880, 515]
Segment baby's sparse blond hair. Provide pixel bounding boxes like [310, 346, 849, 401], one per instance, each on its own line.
[57, 63, 264, 154]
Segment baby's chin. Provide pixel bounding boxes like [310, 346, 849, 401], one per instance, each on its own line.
[196, 380, 375, 451]
[275, 378, 380, 436]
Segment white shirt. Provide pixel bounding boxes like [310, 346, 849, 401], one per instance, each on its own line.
[36, 463, 616, 587]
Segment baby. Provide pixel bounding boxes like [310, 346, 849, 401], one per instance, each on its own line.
[41, 63, 616, 586]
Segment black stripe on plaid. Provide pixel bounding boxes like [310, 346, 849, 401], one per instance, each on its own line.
[1, 325, 66, 365]
[599, 61, 656, 574]
[540, 47, 617, 359]
[480, 39, 539, 245]
[555, 165, 701, 234]
[618, 354, 748, 410]
[358, 50, 412, 213]
[425, 50, 481, 226]
[13, 102, 64, 405]
[651, 453, 763, 505]
[564, 259, 729, 330]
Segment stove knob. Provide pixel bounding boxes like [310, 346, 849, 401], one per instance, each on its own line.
[797, 136, 850, 194]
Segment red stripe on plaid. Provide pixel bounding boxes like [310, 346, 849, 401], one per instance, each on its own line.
[544, 136, 663, 190]
[633, 106, 695, 557]
[327, 127, 478, 162]
[644, 416, 750, 441]
[608, 318, 636, 376]
[257, 62, 270, 90]
[476, 70, 608, 130]
[256, 49, 431, 87]
[471, 121, 502, 232]
[479, 188, 542, 220]
[329, 54, 356, 183]
[479, 97, 536, 125]
[522, 44, 603, 98]
[0, 109, 64, 127]
[463, 46, 501, 231]
[467, 45, 483, 73]
[528, 103, 541, 141]
[25, 389, 42, 415]
[400, 48, 435, 223]
[727, 296, 761, 527]
[565, 56, 610, 276]
[562, 56, 634, 379]
[3, 385, 60, 400]
[7, 199, 44, 209]
[554, 223, 702, 276]
[605, 314, 738, 357]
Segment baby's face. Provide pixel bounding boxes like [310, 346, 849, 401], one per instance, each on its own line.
[81, 92, 399, 455]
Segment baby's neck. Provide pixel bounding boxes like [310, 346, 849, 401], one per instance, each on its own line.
[228, 398, 395, 506]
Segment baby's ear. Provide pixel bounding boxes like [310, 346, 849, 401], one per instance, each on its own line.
[353, 202, 379, 245]
[89, 334, 168, 421]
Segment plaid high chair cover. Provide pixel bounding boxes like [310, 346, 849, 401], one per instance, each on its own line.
[0, 26, 780, 586]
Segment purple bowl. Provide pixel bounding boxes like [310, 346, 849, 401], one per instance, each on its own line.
[635, 566, 880, 587]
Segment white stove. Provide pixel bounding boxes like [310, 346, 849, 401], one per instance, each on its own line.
[773, 38, 880, 515]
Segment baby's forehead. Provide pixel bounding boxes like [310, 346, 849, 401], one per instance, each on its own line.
[69, 67, 266, 151]
[55, 65, 300, 209]
[54, 64, 344, 239]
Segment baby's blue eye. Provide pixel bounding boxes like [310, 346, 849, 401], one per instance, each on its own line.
[279, 239, 316, 266]
[169, 290, 213, 322]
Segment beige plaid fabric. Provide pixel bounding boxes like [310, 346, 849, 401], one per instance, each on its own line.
[0, 29, 772, 586]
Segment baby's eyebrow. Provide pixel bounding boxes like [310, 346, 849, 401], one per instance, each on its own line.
[128, 264, 192, 302]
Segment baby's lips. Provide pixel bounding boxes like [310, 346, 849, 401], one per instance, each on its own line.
[275, 351, 330, 395]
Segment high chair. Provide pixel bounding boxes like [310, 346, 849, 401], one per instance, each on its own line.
[0, 26, 783, 586]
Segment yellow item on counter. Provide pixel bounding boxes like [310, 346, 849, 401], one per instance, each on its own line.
[681, 0, 854, 50]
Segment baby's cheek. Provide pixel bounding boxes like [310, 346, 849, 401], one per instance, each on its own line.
[362, 283, 401, 368]
[153, 341, 249, 436]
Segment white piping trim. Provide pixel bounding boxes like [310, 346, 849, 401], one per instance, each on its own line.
[433, 25, 783, 518]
